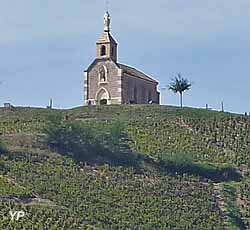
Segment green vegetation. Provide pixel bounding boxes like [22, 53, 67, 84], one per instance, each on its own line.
[0, 140, 6, 154]
[238, 178, 250, 228]
[223, 182, 246, 229]
[0, 105, 249, 229]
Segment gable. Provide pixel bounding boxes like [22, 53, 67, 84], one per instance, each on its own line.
[85, 58, 120, 73]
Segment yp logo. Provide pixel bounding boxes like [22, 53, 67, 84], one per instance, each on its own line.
[9, 211, 25, 221]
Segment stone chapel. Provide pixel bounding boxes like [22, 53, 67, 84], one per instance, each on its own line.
[84, 12, 160, 105]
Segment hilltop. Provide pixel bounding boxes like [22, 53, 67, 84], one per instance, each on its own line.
[0, 105, 249, 229]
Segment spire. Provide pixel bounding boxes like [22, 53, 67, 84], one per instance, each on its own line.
[96, 11, 118, 62]
[104, 11, 111, 32]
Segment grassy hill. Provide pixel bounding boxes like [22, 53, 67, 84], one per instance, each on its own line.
[0, 105, 249, 229]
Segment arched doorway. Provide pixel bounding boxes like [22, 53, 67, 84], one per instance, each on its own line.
[96, 88, 110, 105]
[100, 99, 107, 105]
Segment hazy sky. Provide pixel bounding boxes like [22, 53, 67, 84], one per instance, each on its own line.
[1, 1, 250, 113]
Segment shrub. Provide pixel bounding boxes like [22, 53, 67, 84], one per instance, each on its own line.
[45, 122, 100, 161]
[45, 120, 140, 168]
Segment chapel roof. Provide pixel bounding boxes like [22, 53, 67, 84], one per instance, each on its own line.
[96, 32, 117, 45]
[118, 63, 158, 84]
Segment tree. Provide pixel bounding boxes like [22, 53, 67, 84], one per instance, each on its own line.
[169, 73, 192, 108]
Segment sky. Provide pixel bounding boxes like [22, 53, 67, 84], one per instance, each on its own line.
[0, 0, 250, 114]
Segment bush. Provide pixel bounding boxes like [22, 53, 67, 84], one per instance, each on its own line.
[45, 122, 100, 161]
[45, 120, 140, 167]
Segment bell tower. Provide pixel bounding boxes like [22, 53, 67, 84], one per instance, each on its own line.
[96, 12, 118, 62]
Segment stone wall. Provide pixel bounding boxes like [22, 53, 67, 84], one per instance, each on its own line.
[121, 73, 159, 104]
[85, 59, 159, 105]
[85, 60, 122, 105]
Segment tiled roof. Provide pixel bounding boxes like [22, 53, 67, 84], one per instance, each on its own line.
[118, 63, 158, 84]
[96, 32, 117, 45]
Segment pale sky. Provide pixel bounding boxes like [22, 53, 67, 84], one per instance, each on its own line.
[1, 1, 250, 113]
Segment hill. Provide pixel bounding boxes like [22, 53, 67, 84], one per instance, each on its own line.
[0, 105, 249, 229]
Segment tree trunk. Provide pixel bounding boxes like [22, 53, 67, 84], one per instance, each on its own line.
[180, 92, 183, 108]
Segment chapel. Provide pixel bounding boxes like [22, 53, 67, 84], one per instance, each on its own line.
[84, 12, 160, 105]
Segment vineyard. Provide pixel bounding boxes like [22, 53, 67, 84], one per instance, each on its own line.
[0, 105, 249, 229]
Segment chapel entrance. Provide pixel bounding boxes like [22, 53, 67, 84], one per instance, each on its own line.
[96, 88, 110, 105]
[100, 99, 107, 105]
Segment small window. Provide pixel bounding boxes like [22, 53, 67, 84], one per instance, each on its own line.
[101, 45, 106, 56]
[111, 47, 114, 56]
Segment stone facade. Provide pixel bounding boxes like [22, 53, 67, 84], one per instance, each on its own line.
[121, 73, 159, 104]
[84, 12, 160, 105]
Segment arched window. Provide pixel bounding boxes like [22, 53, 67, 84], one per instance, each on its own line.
[101, 45, 106, 56]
